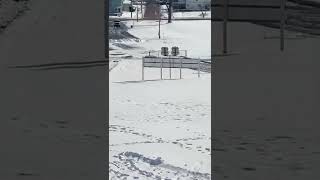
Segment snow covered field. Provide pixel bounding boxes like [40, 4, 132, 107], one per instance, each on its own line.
[121, 10, 211, 19]
[110, 20, 211, 59]
[109, 20, 211, 179]
[163, 11, 211, 19]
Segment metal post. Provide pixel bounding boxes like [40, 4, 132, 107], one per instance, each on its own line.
[198, 58, 200, 78]
[223, 0, 228, 54]
[142, 57, 144, 80]
[169, 56, 172, 79]
[280, 0, 286, 51]
[161, 57, 163, 80]
[180, 58, 182, 79]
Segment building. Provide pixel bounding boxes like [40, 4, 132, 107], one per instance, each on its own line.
[173, 0, 186, 10]
[109, 0, 124, 16]
[185, 0, 210, 10]
[173, 0, 210, 11]
[122, 0, 132, 12]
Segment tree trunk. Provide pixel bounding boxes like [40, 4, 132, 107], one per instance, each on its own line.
[168, 0, 172, 23]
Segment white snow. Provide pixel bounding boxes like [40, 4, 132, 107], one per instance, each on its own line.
[110, 20, 211, 59]
[163, 11, 211, 19]
[120, 4, 211, 20]
[109, 20, 211, 179]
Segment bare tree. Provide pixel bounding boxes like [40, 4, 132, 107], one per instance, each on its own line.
[168, 0, 172, 23]
[160, 0, 173, 23]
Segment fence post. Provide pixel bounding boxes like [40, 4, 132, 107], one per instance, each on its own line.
[198, 58, 200, 78]
[161, 57, 163, 80]
[169, 56, 172, 79]
[180, 58, 182, 79]
[142, 57, 144, 80]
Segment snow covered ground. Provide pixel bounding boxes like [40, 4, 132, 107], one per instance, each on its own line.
[163, 11, 211, 19]
[109, 20, 211, 179]
[119, 4, 210, 20]
[0, 0, 107, 179]
[110, 20, 211, 59]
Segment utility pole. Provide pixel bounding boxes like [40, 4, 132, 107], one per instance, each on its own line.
[131, 0, 133, 18]
[158, 2, 161, 39]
